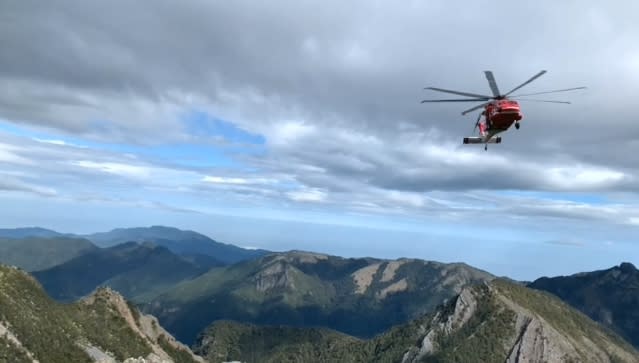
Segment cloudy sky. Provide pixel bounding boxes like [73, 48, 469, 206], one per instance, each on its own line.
[1, 1, 638, 280]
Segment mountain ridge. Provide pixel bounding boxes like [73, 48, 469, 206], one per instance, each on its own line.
[145, 250, 495, 345]
[0, 263, 204, 363]
[528, 261, 639, 349]
[33, 241, 213, 303]
[84, 225, 271, 264]
[193, 279, 639, 363]
[0, 236, 97, 271]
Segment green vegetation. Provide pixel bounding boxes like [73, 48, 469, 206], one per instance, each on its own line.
[70, 293, 152, 361]
[194, 279, 639, 363]
[423, 285, 516, 363]
[0, 236, 96, 271]
[528, 262, 639, 349]
[0, 334, 32, 363]
[33, 241, 207, 303]
[495, 278, 638, 359]
[146, 252, 494, 345]
[0, 264, 199, 363]
[0, 266, 92, 362]
[157, 334, 200, 363]
[194, 320, 364, 363]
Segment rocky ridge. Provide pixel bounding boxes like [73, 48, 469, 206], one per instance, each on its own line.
[194, 279, 639, 363]
[0, 264, 203, 363]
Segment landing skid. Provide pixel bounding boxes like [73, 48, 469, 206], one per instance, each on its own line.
[463, 136, 502, 145]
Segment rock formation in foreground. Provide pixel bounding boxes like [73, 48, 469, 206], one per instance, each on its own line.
[0, 264, 204, 363]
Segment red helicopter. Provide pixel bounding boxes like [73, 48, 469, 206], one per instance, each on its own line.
[421, 70, 586, 150]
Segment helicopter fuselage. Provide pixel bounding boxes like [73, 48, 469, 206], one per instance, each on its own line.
[485, 99, 523, 131]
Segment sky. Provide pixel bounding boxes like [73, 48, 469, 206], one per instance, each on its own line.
[1, 1, 638, 280]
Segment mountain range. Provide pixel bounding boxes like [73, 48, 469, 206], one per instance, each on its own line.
[1, 225, 638, 362]
[32, 241, 218, 303]
[0, 225, 271, 266]
[144, 250, 495, 345]
[193, 279, 639, 363]
[0, 236, 97, 271]
[83, 225, 270, 264]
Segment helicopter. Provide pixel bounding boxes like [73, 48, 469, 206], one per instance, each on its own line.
[421, 70, 586, 150]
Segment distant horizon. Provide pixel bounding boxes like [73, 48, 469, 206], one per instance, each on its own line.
[1, 221, 634, 282]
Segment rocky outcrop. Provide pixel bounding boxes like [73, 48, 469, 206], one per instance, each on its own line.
[400, 281, 639, 363]
[528, 262, 639, 349]
[380, 260, 409, 282]
[376, 278, 408, 299]
[401, 285, 480, 362]
[82, 287, 205, 363]
[254, 260, 296, 292]
[351, 262, 382, 294]
[0, 320, 40, 363]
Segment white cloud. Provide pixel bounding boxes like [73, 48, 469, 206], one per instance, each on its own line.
[628, 217, 639, 226]
[33, 138, 87, 148]
[202, 176, 278, 185]
[0, 1, 637, 245]
[287, 189, 327, 202]
[385, 190, 427, 208]
[0, 175, 57, 196]
[0, 143, 33, 165]
[267, 121, 317, 146]
[544, 165, 627, 190]
[70, 160, 152, 179]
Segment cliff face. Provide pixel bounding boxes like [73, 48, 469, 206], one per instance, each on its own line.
[0, 264, 203, 363]
[400, 280, 639, 363]
[528, 262, 639, 349]
[194, 279, 639, 363]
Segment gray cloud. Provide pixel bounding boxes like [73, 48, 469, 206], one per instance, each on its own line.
[0, 175, 57, 197]
[1, 1, 639, 221]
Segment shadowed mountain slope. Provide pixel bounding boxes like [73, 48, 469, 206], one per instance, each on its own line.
[193, 279, 639, 363]
[529, 262, 639, 349]
[145, 250, 494, 345]
[0, 236, 97, 271]
[33, 241, 212, 303]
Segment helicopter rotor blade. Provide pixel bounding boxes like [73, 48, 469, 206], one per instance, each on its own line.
[424, 87, 493, 99]
[473, 112, 482, 133]
[514, 98, 571, 104]
[484, 71, 501, 97]
[461, 102, 491, 115]
[509, 86, 587, 97]
[504, 70, 547, 96]
[421, 98, 490, 103]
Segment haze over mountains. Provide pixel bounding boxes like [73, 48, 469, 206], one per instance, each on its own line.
[0, 236, 96, 271]
[1, 225, 638, 362]
[84, 225, 270, 264]
[33, 241, 217, 303]
[0, 225, 270, 267]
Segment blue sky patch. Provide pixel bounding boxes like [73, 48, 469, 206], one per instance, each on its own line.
[496, 190, 608, 205]
[183, 110, 265, 145]
[0, 119, 240, 169]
